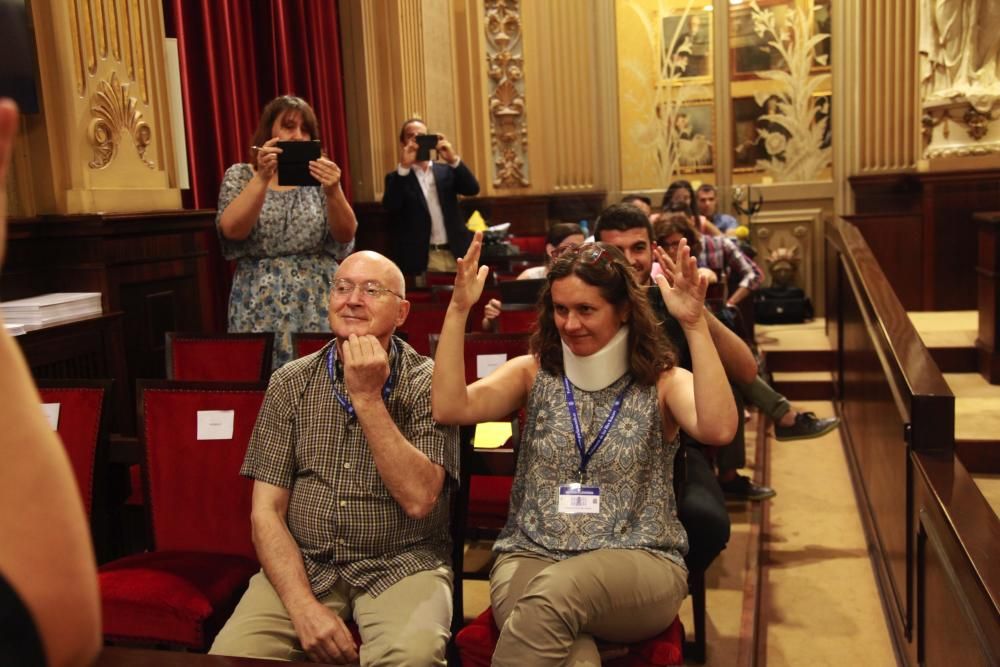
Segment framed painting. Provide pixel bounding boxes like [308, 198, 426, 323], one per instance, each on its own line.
[812, 0, 832, 72]
[675, 102, 714, 173]
[662, 10, 712, 81]
[728, 0, 791, 80]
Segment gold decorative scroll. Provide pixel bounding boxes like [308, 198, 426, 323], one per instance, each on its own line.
[486, 0, 529, 188]
[88, 71, 153, 169]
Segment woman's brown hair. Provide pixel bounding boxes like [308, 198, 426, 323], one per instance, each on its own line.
[654, 211, 702, 257]
[529, 243, 675, 386]
[248, 96, 320, 164]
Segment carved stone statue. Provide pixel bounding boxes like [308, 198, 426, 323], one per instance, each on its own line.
[766, 245, 801, 289]
[920, 0, 1000, 106]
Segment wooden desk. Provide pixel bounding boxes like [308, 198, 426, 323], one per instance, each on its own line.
[97, 647, 313, 666]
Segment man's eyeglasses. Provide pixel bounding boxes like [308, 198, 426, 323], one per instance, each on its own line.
[333, 279, 404, 301]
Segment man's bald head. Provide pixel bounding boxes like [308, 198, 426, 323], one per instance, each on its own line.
[336, 251, 406, 298]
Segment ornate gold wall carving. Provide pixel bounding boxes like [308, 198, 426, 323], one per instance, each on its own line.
[485, 0, 529, 188]
[87, 72, 153, 169]
[751, 207, 823, 295]
[15, 0, 179, 215]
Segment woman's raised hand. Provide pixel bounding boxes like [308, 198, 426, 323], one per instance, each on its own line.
[654, 238, 707, 327]
[452, 231, 490, 312]
[254, 137, 282, 182]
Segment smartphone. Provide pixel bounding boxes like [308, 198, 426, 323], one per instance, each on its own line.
[276, 140, 322, 186]
[415, 134, 438, 162]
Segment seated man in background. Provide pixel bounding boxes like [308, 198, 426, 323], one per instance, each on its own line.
[621, 193, 653, 218]
[211, 251, 459, 665]
[696, 183, 739, 233]
[654, 211, 762, 310]
[0, 98, 102, 667]
[595, 204, 837, 502]
[594, 204, 748, 567]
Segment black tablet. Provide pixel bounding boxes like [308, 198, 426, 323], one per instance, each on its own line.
[276, 140, 321, 186]
[415, 134, 438, 162]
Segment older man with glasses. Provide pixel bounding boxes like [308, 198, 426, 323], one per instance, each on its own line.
[211, 251, 459, 666]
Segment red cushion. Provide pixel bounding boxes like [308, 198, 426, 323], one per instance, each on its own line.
[456, 607, 684, 667]
[455, 609, 500, 667]
[99, 551, 259, 649]
[512, 236, 546, 256]
[142, 389, 262, 559]
[171, 339, 268, 381]
[37, 387, 104, 517]
[497, 309, 538, 333]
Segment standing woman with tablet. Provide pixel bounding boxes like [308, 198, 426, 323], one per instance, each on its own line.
[217, 95, 357, 368]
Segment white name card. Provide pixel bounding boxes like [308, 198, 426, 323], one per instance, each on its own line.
[197, 410, 234, 440]
[476, 353, 507, 378]
[41, 403, 60, 430]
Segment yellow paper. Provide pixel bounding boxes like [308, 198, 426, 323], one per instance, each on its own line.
[466, 209, 487, 231]
[473, 421, 512, 449]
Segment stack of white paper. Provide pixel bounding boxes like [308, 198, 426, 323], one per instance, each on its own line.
[1, 293, 103, 330]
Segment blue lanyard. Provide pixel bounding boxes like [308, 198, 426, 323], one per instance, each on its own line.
[562, 375, 632, 483]
[326, 339, 396, 419]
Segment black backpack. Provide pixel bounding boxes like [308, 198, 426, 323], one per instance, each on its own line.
[754, 286, 813, 324]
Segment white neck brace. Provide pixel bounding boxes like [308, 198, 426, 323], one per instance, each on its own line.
[562, 325, 630, 391]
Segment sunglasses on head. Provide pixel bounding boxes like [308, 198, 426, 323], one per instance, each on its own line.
[550, 242, 611, 267]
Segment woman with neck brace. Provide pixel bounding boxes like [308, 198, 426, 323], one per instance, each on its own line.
[433, 232, 737, 666]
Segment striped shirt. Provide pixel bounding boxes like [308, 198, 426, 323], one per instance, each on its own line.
[241, 336, 459, 597]
[698, 235, 762, 291]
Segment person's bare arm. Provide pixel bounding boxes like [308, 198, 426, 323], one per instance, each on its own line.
[251, 481, 358, 664]
[309, 157, 357, 244]
[342, 335, 445, 519]
[432, 233, 534, 425]
[655, 240, 737, 445]
[218, 138, 281, 241]
[704, 308, 757, 384]
[0, 98, 101, 667]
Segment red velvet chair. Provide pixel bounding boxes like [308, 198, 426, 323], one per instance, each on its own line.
[99, 381, 266, 650]
[511, 235, 546, 257]
[36, 379, 113, 561]
[291, 332, 334, 359]
[166, 332, 274, 382]
[397, 302, 449, 356]
[456, 607, 684, 667]
[497, 303, 538, 333]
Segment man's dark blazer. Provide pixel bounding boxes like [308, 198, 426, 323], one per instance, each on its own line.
[382, 161, 480, 274]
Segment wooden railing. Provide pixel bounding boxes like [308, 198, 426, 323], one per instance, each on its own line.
[826, 219, 999, 665]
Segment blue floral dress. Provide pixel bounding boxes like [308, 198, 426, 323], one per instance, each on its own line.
[216, 164, 354, 369]
[494, 371, 688, 568]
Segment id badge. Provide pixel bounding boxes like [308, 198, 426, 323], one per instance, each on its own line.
[558, 483, 601, 514]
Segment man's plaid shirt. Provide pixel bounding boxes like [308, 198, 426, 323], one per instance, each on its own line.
[699, 234, 762, 290]
[241, 336, 459, 597]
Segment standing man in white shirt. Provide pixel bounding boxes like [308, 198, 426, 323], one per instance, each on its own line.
[383, 119, 480, 282]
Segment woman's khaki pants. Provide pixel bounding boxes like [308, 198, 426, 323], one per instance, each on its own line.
[489, 549, 688, 667]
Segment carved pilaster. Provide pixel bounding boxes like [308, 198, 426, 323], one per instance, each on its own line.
[16, 0, 179, 215]
[485, 0, 529, 188]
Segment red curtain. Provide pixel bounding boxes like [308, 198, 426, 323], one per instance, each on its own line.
[164, 0, 352, 329]
[166, 0, 351, 208]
